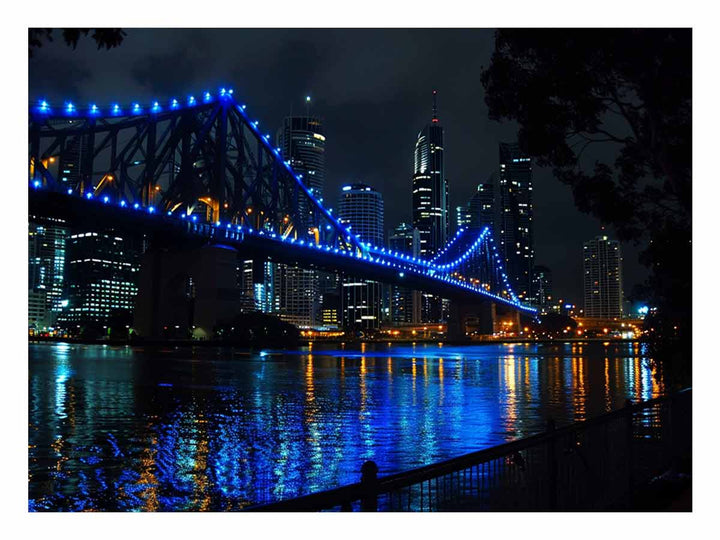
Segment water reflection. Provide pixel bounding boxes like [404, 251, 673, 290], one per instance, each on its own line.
[29, 341, 662, 511]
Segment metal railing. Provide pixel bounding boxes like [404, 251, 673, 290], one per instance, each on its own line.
[245, 389, 691, 511]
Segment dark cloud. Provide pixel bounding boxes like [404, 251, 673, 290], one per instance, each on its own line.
[28, 28, 647, 303]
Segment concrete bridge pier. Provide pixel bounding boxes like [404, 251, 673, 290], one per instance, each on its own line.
[134, 244, 242, 339]
[447, 300, 496, 340]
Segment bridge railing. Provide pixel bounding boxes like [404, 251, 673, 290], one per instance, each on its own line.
[245, 389, 691, 511]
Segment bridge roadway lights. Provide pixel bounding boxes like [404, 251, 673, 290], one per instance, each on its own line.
[134, 244, 242, 339]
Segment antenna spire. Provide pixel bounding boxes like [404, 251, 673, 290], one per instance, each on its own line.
[432, 89, 439, 123]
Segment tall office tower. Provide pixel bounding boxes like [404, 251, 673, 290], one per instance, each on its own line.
[58, 230, 141, 333]
[457, 179, 496, 233]
[388, 223, 421, 323]
[456, 203, 472, 230]
[274, 113, 327, 328]
[28, 217, 68, 331]
[412, 91, 449, 321]
[583, 235, 624, 318]
[278, 115, 326, 206]
[338, 183, 384, 330]
[412, 90, 448, 258]
[239, 259, 277, 314]
[498, 143, 534, 301]
[531, 265, 553, 311]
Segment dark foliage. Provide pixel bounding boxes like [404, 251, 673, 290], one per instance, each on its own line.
[532, 313, 577, 336]
[29, 28, 126, 57]
[214, 311, 300, 347]
[482, 29, 691, 386]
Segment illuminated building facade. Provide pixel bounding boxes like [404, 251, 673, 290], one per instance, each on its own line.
[412, 90, 448, 257]
[388, 223, 421, 323]
[531, 265, 553, 311]
[28, 217, 68, 331]
[583, 235, 623, 318]
[498, 143, 534, 301]
[412, 91, 449, 322]
[273, 114, 327, 328]
[58, 230, 141, 332]
[339, 183, 384, 330]
[465, 180, 496, 232]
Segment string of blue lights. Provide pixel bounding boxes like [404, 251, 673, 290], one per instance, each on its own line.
[30, 88, 535, 314]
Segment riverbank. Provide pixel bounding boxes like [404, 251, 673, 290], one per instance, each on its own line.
[29, 335, 643, 348]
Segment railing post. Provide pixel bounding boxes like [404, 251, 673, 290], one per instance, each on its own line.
[360, 460, 379, 512]
[546, 418, 557, 510]
[625, 399, 635, 508]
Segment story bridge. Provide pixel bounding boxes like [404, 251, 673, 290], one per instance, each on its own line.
[28, 88, 536, 337]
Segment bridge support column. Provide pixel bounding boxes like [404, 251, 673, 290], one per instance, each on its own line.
[134, 244, 242, 339]
[448, 300, 496, 340]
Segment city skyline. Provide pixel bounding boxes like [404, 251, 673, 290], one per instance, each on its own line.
[28, 28, 645, 304]
[23, 23, 695, 520]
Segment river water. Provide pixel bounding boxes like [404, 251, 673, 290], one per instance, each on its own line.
[28, 340, 663, 511]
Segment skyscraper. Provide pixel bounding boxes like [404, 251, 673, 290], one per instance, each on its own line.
[271, 113, 328, 328]
[457, 178, 496, 233]
[531, 265, 553, 311]
[28, 216, 68, 331]
[498, 143, 534, 301]
[583, 235, 623, 318]
[58, 230, 141, 335]
[278, 115, 326, 207]
[412, 90, 448, 258]
[338, 183, 384, 330]
[388, 223, 421, 323]
[412, 91, 449, 322]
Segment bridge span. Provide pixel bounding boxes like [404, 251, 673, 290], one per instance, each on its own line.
[29, 88, 536, 337]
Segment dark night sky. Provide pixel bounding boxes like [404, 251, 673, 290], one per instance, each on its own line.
[28, 28, 646, 304]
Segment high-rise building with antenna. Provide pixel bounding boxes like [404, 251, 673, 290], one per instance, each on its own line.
[412, 90, 448, 258]
[412, 90, 449, 321]
[254, 108, 328, 328]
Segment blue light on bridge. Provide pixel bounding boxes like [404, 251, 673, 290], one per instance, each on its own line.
[33, 180, 41, 188]
[38, 100, 49, 113]
[103, 196, 109, 203]
[65, 102, 75, 114]
[67, 188, 73, 195]
[85, 192, 93, 200]
[35, 89, 536, 313]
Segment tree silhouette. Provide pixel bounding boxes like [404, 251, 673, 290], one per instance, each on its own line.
[481, 29, 691, 385]
[29, 28, 125, 57]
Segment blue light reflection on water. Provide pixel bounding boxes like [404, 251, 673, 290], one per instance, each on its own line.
[28, 341, 662, 511]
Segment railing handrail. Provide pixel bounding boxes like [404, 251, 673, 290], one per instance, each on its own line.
[244, 388, 691, 511]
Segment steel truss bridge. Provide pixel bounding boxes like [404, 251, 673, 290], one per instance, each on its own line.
[28, 88, 535, 334]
